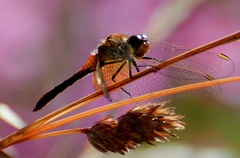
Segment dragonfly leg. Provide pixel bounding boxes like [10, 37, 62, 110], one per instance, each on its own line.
[137, 56, 163, 71]
[120, 88, 133, 98]
[111, 61, 127, 82]
[142, 56, 163, 62]
[130, 58, 140, 75]
[110, 60, 133, 98]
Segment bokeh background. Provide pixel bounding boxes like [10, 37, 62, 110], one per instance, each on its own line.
[1, 0, 240, 158]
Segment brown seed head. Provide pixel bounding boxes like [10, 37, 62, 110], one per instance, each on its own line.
[83, 101, 185, 155]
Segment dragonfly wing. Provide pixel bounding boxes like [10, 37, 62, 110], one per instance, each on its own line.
[93, 42, 234, 101]
[92, 61, 130, 90]
[118, 68, 221, 100]
[147, 42, 235, 79]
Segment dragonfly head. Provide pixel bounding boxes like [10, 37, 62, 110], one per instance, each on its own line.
[127, 34, 150, 58]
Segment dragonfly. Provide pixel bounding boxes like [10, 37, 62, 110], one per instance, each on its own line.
[33, 34, 234, 111]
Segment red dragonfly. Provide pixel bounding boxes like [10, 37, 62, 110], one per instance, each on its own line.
[33, 34, 234, 111]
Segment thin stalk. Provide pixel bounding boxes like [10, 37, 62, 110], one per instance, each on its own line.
[13, 129, 85, 144]
[13, 77, 240, 146]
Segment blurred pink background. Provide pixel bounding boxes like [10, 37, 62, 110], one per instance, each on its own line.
[0, 0, 240, 158]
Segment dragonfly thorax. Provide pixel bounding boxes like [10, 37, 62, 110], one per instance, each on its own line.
[97, 34, 130, 64]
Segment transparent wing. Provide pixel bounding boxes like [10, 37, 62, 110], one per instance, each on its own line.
[93, 42, 235, 100]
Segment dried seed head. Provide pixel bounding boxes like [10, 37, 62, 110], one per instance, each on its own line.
[83, 101, 185, 155]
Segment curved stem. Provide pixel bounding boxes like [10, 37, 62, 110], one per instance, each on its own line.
[13, 77, 240, 146]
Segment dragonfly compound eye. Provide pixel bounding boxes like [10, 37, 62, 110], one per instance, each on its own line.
[127, 34, 150, 58]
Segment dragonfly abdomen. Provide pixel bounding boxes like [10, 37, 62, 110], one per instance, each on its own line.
[33, 55, 97, 111]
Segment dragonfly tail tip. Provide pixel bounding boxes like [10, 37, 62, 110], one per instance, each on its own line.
[33, 106, 40, 112]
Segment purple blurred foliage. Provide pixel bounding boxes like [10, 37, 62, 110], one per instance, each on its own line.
[0, 0, 240, 157]
[165, 0, 240, 104]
